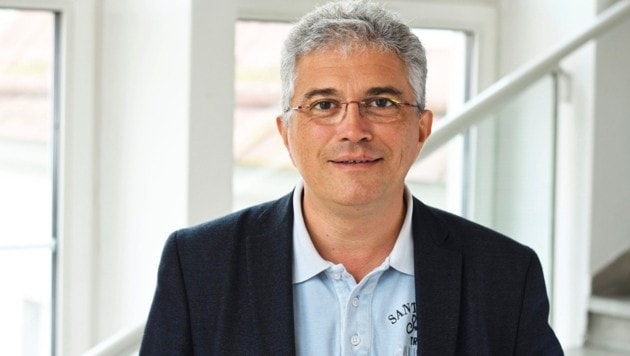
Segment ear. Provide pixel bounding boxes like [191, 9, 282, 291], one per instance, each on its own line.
[276, 115, 290, 149]
[418, 109, 433, 143]
[277, 115, 296, 165]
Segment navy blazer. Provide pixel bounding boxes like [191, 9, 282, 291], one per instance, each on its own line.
[140, 193, 563, 355]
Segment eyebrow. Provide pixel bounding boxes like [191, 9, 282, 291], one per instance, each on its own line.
[302, 88, 340, 100]
[301, 86, 405, 100]
[365, 86, 404, 98]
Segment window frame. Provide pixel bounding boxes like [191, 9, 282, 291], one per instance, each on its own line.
[0, 5, 59, 356]
[0, 0, 98, 355]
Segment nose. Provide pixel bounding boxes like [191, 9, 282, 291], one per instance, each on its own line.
[341, 101, 364, 117]
[338, 101, 373, 143]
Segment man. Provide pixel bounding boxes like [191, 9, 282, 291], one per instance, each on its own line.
[140, 1, 563, 355]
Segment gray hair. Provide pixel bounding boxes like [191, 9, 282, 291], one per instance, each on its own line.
[280, 0, 428, 123]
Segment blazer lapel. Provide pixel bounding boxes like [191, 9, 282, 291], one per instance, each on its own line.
[245, 194, 296, 355]
[412, 199, 462, 356]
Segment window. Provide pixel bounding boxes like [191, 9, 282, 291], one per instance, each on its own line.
[406, 29, 470, 214]
[233, 21, 294, 210]
[0, 9, 57, 355]
[233, 20, 471, 214]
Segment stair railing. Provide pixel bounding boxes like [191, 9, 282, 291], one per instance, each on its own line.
[421, 0, 630, 158]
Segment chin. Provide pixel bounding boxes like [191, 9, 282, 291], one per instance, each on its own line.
[333, 188, 384, 207]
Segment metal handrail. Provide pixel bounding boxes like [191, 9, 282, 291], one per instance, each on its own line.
[81, 0, 630, 355]
[421, 0, 630, 158]
[82, 321, 145, 356]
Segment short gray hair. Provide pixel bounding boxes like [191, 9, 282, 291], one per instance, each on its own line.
[280, 0, 428, 123]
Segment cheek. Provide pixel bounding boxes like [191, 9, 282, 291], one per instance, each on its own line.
[289, 124, 329, 156]
[287, 126, 314, 167]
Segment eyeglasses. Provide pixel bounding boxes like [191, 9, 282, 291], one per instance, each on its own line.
[285, 97, 422, 124]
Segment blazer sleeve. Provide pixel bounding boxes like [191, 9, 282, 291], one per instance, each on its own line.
[515, 251, 564, 355]
[140, 232, 193, 355]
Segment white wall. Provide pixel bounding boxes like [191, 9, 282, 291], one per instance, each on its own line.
[97, 0, 189, 340]
[95, 0, 235, 345]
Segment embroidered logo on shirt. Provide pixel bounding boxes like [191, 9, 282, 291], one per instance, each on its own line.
[387, 302, 416, 327]
[387, 301, 418, 346]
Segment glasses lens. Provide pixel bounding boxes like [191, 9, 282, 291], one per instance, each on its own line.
[297, 98, 410, 124]
[307, 99, 342, 122]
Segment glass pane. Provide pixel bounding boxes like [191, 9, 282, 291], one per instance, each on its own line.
[0, 9, 54, 247]
[0, 248, 52, 356]
[407, 29, 469, 214]
[0, 9, 55, 356]
[233, 21, 296, 210]
[233, 21, 469, 212]
[492, 75, 556, 293]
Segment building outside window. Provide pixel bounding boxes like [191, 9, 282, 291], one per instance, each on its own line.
[0, 9, 57, 356]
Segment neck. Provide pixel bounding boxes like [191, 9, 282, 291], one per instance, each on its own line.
[301, 187, 407, 282]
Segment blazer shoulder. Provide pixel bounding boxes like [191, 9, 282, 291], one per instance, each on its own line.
[414, 198, 535, 262]
[176, 192, 292, 240]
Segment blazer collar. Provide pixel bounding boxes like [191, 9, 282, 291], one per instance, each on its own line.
[412, 198, 463, 355]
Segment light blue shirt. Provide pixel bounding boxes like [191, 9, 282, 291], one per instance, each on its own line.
[292, 181, 417, 356]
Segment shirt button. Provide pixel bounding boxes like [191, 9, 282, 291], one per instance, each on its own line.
[351, 297, 359, 307]
[350, 335, 361, 346]
[332, 272, 341, 280]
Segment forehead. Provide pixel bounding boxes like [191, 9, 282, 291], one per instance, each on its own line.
[293, 46, 412, 98]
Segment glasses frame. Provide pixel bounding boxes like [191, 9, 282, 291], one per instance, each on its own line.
[285, 97, 423, 123]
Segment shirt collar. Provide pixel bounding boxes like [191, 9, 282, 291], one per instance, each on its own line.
[292, 180, 415, 284]
[292, 180, 331, 283]
[389, 186, 415, 276]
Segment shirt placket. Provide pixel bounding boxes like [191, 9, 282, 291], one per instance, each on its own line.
[328, 264, 386, 356]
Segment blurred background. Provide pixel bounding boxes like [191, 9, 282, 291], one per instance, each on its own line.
[0, 0, 629, 354]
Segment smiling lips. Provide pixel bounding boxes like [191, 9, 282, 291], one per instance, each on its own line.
[330, 158, 382, 164]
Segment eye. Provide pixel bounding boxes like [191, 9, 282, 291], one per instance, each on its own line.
[366, 97, 399, 108]
[309, 99, 340, 111]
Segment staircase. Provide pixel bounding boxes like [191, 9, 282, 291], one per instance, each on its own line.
[586, 296, 630, 353]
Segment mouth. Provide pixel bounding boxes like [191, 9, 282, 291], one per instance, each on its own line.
[330, 158, 382, 165]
